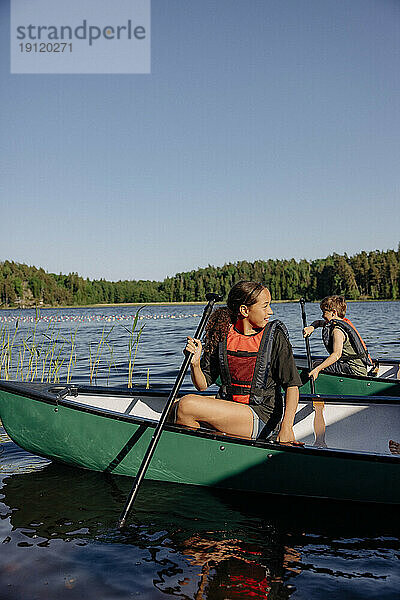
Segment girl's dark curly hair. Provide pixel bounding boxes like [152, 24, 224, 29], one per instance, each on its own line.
[203, 281, 266, 354]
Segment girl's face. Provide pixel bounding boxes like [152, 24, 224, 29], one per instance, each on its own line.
[241, 288, 273, 329]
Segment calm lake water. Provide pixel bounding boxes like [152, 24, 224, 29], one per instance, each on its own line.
[1, 301, 400, 599]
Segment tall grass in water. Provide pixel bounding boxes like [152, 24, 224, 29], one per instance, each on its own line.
[120, 307, 146, 388]
[66, 327, 78, 384]
[88, 325, 117, 385]
[0, 307, 146, 386]
[146, 367, 150, 389]
[0, 320, 19, 380]
[39, 327, 65, 383]
[3, 320, 68, 383]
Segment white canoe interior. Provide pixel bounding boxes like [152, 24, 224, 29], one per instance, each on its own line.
[72, 392, 165, 420]
[293, 401, 399, 456]
[64, 390, 400, 458]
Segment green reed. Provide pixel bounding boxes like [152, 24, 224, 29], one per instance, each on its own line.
[0, 307, 147, 386]
[88, 324, 116, 385]
[39, 328, 61, 383]
[146, 367, 150, 389]
[14, 320, 63, 383]
[1, 321, 80, 384]
[66, 327, 78, 384]
[0, 321, 19, 380]
[119, 307, 146, 388]
[2, 320, 21, 380]
[104, 340, 118, 386]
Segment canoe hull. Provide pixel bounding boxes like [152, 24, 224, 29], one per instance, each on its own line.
[0, 383, 399, 504]
[299, 371, 400, 396]
[295, 354, 400, 397]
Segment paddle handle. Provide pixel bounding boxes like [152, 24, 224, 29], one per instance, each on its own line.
[118, 293, 222, 529]
[300, 298, 315, 394]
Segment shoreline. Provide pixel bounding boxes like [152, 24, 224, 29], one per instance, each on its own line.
[1, 298, 398, 311]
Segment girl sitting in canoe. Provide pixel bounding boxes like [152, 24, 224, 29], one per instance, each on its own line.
[176, 281, 302, 442]
[303, 295, 371, 380]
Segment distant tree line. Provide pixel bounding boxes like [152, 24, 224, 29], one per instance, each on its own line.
[0, 246, 399, 307]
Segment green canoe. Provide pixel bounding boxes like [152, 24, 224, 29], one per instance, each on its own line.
[295, 354, 400, 396]
[0, 380, 399, 504]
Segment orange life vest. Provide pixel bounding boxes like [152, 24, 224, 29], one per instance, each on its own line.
[218, 320, 289, 404]
[225, 326, 264, 403]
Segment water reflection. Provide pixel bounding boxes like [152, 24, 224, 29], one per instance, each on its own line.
[1, 463, 399, 599]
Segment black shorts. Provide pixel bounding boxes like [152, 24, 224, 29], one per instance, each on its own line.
[313, 359, 353, 375]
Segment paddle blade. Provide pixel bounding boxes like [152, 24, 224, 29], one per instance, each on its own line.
[205, 293, 222, 302]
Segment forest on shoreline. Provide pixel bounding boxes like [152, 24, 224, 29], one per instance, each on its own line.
[1, 246, 399, 308]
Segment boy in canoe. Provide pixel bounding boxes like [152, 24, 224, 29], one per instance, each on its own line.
[303, 295, 371, 380]
[176, 281, 302, 443]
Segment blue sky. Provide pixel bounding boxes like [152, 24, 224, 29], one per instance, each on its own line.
[1, 0, 399, 282]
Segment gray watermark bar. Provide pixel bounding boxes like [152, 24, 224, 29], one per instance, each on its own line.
[11, 0, 151, 74]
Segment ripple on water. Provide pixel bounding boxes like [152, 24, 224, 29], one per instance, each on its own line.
[0, 429, 50, 476]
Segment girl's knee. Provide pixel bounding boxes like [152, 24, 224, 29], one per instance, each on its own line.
[176, 394, 198, 420]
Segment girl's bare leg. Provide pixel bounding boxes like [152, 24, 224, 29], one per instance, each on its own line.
[177, 394, 254, 439]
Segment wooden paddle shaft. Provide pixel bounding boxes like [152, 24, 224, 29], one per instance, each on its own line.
[118, 292, 222, 529]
